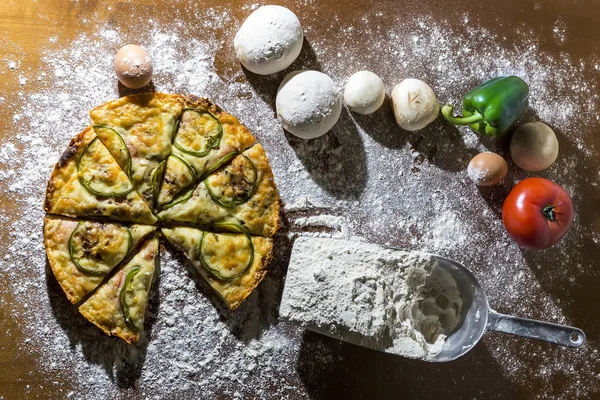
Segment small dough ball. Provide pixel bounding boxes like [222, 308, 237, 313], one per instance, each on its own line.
[276, 70, 342, 139]
[391, 79, 439, 131]
[234, 5, 303, 75]
[113, 44, 153, 89]
[343, 71, 386, 115]
[467, 152, 508, 186]
[510, 122, 559, 171]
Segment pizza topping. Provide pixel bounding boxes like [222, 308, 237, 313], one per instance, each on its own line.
[92, 125, 132, 178]
[119, 266, 141, 331]
[158, 185, 195, 211]
[69, 221, 132, 276]
[77, 136, 134, 197]
[199, 223, 254, 281]
[156, 154, 196, 207]
[204, 154, 258, 208]
[205, 150, 239, 176]
[151, 159, 167, 206]
[173, 109, 223, 157]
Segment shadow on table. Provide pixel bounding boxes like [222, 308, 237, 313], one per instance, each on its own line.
[284, 106, 368, 199]
[45, 256, 160, 389]
[296, 329, 522, 400]
[117, 80, 156, 97]
[359, 103, 476, 172]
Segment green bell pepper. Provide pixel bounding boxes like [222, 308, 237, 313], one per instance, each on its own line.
[441, 76, 529, 137]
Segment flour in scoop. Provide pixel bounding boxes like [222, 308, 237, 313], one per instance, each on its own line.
[280, 237, 463, 359]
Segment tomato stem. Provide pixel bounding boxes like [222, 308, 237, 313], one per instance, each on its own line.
[541, 205, 556, 222]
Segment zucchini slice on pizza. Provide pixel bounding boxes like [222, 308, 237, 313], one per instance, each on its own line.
[79, 234, 158, 344]
[89, 93, 183, 208]
[44, 216, 155, 304]
[44, 126, 157, 225]
[155, 97, 255, 209]
[161, 225, 273, 310]
[157, 144, 280, 237]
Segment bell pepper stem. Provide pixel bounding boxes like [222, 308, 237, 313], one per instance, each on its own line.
[441, 105, 484, 125]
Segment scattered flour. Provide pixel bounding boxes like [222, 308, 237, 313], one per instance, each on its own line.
[0, 2, 598, 399]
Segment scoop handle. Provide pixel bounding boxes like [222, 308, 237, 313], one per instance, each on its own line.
[487, 309, 585, 347]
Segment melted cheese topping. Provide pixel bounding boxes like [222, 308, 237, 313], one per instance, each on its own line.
[157, 155, 196, 207]
[201, 232, 252, 279]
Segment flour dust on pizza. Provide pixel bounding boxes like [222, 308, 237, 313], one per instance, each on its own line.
[161, 225, 273, 310]
[157, 144, 280, 237]
[44, 216, 155, 304]
[89, 93, 183, 208]
[44, 126, 157, 225]
[155, 97, 256, 209]
[79, 234, 158, 344]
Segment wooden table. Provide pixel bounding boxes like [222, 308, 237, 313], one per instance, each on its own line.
[1, 0, 598, 398]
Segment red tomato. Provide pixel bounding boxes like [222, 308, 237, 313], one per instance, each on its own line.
[502, 177, 574, 250]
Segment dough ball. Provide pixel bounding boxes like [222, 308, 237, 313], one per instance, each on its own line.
[234, 5, 303, 75]
[510, 122, 559, 171]
[343, 71, 386, 115]
[276, 70, 342, 139]
[467, 152, 508, 186]
[113, 44, 153, 89]
[391, 79, 439, 131]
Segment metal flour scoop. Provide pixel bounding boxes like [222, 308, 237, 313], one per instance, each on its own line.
[280, 237, 586, 362]
[428, 255, 585, 361]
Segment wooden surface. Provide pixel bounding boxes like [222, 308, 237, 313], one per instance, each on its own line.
[0, 0, 599, 399]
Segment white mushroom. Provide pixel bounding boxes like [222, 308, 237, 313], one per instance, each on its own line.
[391, 79, 439, 131]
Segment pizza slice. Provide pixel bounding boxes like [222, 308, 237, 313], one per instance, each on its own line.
[79, 234, 158, 344]
[155, 97, 255, 209]
[44, 126, 157, 225]
[89, 93, 183, 208]
[161, 225, 273, 310]
[157, 144, 280, 237]
[44, 216, 155, 304]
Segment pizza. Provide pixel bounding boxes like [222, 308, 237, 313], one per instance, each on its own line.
[79, 234, 158, 344]
[157, 144, 280, 237]
[161, 225, 273, 310]
[44, 216, 156, 304]
[44, 126, 157, 225]
[43, 93, 280, 343]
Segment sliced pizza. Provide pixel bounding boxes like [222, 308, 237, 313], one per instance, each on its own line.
[155, 96, 255, 209]
[157, 144, 280, 237]
[44, 126, 157, 225]
[79, 234, 159, 344]
[44, 216, 155, 304]
[161, 225, 273, 310]
[89, 93, 183, 208]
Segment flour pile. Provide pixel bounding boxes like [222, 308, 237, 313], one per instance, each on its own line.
[280, 237, 463, 359]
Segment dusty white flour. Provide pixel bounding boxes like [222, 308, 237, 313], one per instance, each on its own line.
[0, 2, 598, 399]
[280, 237, 463, 359]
